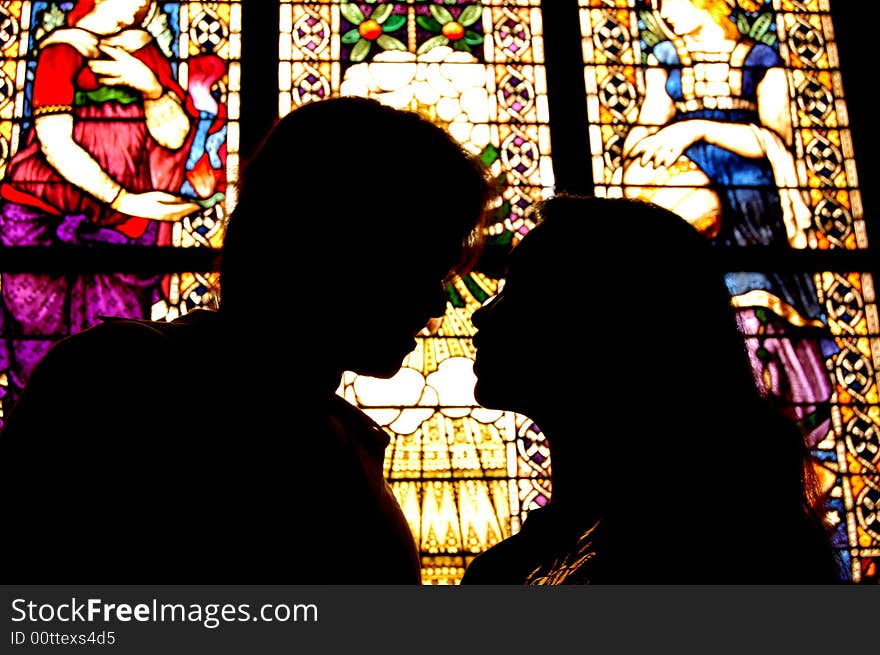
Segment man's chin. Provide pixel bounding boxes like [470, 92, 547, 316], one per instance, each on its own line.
[473, 380, 505, 411]
[358, 366, 403, 379]
[350, 356, 408, 379]
[347, 338, 417, 378]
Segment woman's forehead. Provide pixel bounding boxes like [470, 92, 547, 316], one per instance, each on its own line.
[505, 232, 559, 285]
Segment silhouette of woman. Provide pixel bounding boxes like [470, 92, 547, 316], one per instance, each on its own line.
[461, 195, 839, 584]
[2, 96, 492, 583]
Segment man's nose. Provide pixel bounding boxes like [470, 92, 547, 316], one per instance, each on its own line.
[428, 284, 448, 318]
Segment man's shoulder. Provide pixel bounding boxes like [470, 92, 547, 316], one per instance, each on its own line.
[19, 313, 217, 410]
[52, 310, 217, 360]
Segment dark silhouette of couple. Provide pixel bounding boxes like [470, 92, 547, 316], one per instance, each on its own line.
[2, 97, 839, 584]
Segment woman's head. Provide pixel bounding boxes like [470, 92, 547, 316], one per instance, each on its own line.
[68, 0, 152, 34]
[657, 0, 740, 40]
[472, 194, 839, 582]
[221, 96, 492, 378]
[473, 194, 752, 421]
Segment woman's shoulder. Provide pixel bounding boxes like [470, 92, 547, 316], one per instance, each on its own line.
[460, 507, 562, 584]
[460, 536, 532, 584]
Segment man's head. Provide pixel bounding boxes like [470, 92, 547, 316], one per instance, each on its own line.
[221, 97, 492, 377]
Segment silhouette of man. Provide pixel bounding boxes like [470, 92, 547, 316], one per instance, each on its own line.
[3, 97, 491, 583]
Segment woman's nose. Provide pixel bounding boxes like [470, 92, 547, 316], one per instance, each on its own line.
[472, 296, 497, 330]
[472, 305, 485, 329]
[418, 285, 450, 336]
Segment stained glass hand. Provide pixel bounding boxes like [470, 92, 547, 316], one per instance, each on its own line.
[112, 190, 201, 221]
[89, 44, 163, 99]
[628, 121, 702, 168]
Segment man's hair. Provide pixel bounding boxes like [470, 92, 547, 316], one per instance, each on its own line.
[220, 96, 493, 313]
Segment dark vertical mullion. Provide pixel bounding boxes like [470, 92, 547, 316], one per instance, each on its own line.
[239, 0, 283, 163]
[541, 0, 593, 196]
[828, 1, 879, 273]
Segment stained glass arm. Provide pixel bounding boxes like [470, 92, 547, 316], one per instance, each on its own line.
[89, 45, 191, 150]
[628, 63, 793, 166]
[35, 115, 199, 221]
[35, 114, 126, 205]
[630, 120, 768, 166]
[755, 65, 812, 247]
[143, 91, 191, 150]
[757, 67, 794, 147]
[621, 62, 675, 160]
[622, 56, 789, 163]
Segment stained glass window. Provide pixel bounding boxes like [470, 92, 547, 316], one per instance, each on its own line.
[579, 0, 878, 582]
[279, 0, 554, 584]
[3, 0, 874, 585]
[0, 1, 240, 422]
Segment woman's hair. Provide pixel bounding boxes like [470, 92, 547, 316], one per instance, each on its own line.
[693, 0, 742, 40]
[527, 195, 839, 582]
[220, 96, 493, 314]
[654, 0, 741, 40]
